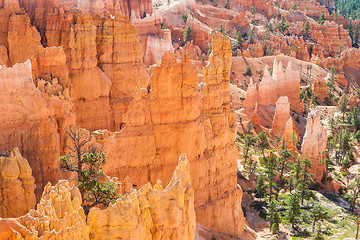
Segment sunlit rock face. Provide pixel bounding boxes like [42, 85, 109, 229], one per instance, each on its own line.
[301, 109, 327, 183]
[272, 96, 291, 137]
[0, 148, 36, 218]
[0, 60, 74, 197]
[243, 59, 303, 114]
[0, 155, 195, 240]
[95, 34, 245, 237]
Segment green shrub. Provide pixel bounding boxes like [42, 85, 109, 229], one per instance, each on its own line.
[244, 66, 252, 76]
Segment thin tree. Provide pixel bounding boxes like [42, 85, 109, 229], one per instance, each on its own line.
[278, 138, 293, 188]
[318, 11, 325, 25]
[60, 125, 119, 215]
[346, 175, 360, 212]
[277, 15, 289, 34]
[339, 96, 349, 121]
[311, 204, 329, 238]
[256, 131, 270, 161]
[247, 28, 254, 44]
[183, 25, 192, 44]
[284, 193, 301, 230]
[256, 175, 267, 200]
[265, 153, 279, 202]
[267, 200, 281, 234]
[298, 158, 314, 204]
[304, 21, 310, 37]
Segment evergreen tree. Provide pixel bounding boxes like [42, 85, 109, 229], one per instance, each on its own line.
[318, 10, 326, 24]
[181, 13, 188, 24]
[255, 175, 266, 200]
[346, 175, 360, 211]
[326, 65, 336, 98]
[256, 131, 270, 160]
[311, 204, 329, 237]
[304, 21, 311, 37]
[248, 28, 255, 44]
[277, 15, 289, 34]
[278, 138, 293, 188]
[267, 200, 281, 234]
[298, 158, 314, 204]
[236, 30, 244, 50]
[339, 96, 349, 121]
[183, 25, 192, 43]
[264, 153, 280, 202]
[349, 19, 354, 45]
[284, 193, 301, 230]
[354, 22, 359, 47]
[60, 125, 119, 215]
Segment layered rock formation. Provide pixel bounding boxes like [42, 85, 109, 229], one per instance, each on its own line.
[0, 180, 90, 239]
[300, 109, 327, 183]
[0, 60, 73, 197]
[243, 59, 302, 114]
[94, 14, 150, 131]
[88, 154, 196, 240]
[0, 148, 36, 218]
[0, 154, 195, 240]
[94, 34, 244, 237]
[272, 96, 291, 137]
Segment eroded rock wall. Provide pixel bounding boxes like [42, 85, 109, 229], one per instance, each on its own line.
[0, 155, 195, 240]
[243, 59, 302, 114]
[0, 148, 36, 218]
[0, 60, 73, 197]
[301, 109, 327, 183]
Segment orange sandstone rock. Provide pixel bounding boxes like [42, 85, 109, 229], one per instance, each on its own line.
[88, 154, 196, 240]
[0, 154, 195, 240]
[272, 96, 291, 137]
[1, 180, 90, 239]
[0, 60, 73, 198]
[301, 109, 327, 183]
[243, 59, 302, 114]
[0, 148, 36, 218]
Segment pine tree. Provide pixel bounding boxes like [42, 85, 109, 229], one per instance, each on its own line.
[304, 21, 310, 37]
[339, 96, 349, 121]
[267, 200, 281, 234]
[279, 138, 293, 188]
[60, 125, 119, 215]
[298, 158, 314, 204]
[348, 19, 354, 45]
[354, 22, 359, 47]
[284, 193, 301, 230]
[183, 25, 192, 44]
[318, 10, 326, 25]
[277, 15, 289, 34]
[265, 153, 280, 202]
[236, 30, 244, 50]
[346, 175, 360, 211]
[255, 175, 267, 200]
[256, 131, 270, 161]
[248, 28, 254, 44]
[311, 204, 329, 237]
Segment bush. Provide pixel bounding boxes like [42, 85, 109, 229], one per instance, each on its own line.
[244, 66, 252, 76]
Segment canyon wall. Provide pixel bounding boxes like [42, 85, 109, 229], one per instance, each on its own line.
[94, 34, 244, 237]
[0, 60, 73, 197]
